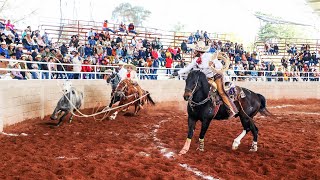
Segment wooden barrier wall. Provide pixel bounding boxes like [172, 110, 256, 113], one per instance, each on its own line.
[1, 80, 320, 131]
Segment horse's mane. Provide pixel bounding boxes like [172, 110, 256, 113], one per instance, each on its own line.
[188, 70, 210, 93]
[189, 70, 207, 82]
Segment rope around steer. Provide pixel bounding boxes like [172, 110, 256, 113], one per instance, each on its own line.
[53, 58, 151, 120]
[57, 81, 151, 119]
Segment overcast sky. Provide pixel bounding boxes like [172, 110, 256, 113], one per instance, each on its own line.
[4, 0, 320, 44]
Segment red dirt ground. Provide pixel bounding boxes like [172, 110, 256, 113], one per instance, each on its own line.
[0, 99, 319, 180]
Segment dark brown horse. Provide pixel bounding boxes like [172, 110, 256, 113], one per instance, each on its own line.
[180, 70, 272, 155]
[108, 79, 155, 120]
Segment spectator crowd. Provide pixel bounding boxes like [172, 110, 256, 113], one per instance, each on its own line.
[0, 18, 319, 81]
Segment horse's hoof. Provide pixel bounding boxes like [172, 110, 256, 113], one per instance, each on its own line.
[249, 143, 258, 152]
[179, 149, 188, 156]
[249, 147, 258, 152]
[232, 140, 240, 150]
[50, 116, 57, 120]
[249, 149, 257, 152]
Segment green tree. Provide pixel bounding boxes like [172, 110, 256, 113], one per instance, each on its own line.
[258, 23, 304, 41]
[255, 11, 308, 41]
[171, 22, 185, 32]
[112, 3, 151, 26]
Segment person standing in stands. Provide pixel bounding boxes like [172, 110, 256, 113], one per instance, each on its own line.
[165, 49, 173, 75]
[72, 52, 81, 79]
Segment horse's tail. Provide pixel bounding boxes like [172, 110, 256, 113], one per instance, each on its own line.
[257, 93, 273, 116]
[146, 91, 155, 105]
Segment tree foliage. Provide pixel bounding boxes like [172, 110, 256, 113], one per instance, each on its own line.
[258, 23, 303, 41]
[171, 22, 185, 32]
[112, 3, 151, 26]
[256, 11, 305, 41]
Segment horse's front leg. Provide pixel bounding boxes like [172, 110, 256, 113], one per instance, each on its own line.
[109, 110, 119, 120]
[179, 117, 196, 155]
[198, 119, 212, 152]
[133, 102, 141, 115]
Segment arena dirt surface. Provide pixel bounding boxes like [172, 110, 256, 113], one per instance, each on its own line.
[0, 99, 320, 180]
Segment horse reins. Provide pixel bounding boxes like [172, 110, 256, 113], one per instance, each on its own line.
[186, 76, 211, 110]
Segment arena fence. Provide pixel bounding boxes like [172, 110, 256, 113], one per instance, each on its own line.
[1, 59, 320, 82]
[1, 79, 320, 132]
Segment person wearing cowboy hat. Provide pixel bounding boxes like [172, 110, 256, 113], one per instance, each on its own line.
[10, 60, 25, 80]
[0, 41, 9, 58]
[172, 41, 238, 119]
[117, 61, 127, 80]
[123, 63, 144, 108]
[15, 44, 23, 59]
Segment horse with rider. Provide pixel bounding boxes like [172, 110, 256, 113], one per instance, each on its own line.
[105, 61, 155, 120]
[171, 41, 272, 154]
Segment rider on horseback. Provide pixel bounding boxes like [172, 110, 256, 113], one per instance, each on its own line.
[172, 41, 238, 119]
[123, 63, 144, 108]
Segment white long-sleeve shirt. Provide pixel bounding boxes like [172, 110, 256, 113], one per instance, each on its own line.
[178, 53, 223, 78]
[118, 67, 127, 80]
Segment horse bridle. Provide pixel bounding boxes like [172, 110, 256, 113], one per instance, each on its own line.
[185, 75, 211, 109]
[115, 81, 138, 100]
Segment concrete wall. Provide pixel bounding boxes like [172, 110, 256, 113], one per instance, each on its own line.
[1, 80, 320, 132]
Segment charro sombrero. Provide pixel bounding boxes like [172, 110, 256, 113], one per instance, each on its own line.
[118, 61, 126, 66]
[123, 63, 137, 71]
[105, 69, 113, 74]
[9, 61, 19, 67]
[187, 41, 210, 52]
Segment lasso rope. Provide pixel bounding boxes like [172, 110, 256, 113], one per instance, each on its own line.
[53, 57, 150, 120]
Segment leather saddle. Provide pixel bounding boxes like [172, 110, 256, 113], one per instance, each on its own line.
[210, 83, 246, 106]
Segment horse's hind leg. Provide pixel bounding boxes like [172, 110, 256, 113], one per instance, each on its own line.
[198, 119, 212, 152]
[249, 121, 259, 152]
[232, 116, 251, 150]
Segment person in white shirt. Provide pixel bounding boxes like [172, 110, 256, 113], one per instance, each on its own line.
[172, 41, 238, 119]
[86, 28, 95, 39]
[123, 63, 143, 108]
[117, 61, 127, 80]
[72, 52, 82, 79]
[3, 26, 14, 37]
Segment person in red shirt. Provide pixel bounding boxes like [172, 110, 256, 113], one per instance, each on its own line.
[128, 23, 137, 34]
[151, 48, 158, 59]
[165, 49, 173, 75]
[102, 20, 115, 34]
[81, 59, 93, 79]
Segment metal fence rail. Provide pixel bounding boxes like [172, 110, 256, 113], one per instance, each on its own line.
[1, 59, 320, 82]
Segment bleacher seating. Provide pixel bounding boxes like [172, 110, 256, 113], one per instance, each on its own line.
[38, 18, 229, 62]
[255, 38, 320, 66]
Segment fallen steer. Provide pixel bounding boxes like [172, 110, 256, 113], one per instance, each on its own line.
[50, 81, 84, 126]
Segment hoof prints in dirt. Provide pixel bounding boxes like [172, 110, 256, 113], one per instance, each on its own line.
[0, 100, 320, 179]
